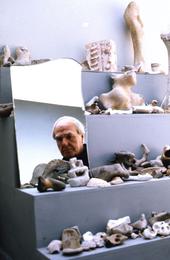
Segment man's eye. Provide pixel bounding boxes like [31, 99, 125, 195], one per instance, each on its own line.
[66, 133, 73, 140]
[56, 136, 62, 142]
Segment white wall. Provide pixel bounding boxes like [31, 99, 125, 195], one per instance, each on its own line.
[0, 0, 170, 70]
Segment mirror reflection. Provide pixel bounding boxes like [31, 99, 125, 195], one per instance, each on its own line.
[11, 59, 85, 186]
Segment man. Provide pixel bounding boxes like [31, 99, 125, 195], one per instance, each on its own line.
[52, 116, 89, 167]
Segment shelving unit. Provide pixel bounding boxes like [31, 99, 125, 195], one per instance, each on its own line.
[1, 68, 170, 260]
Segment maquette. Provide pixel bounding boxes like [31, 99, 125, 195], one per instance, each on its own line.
[83, 40, 117, 72]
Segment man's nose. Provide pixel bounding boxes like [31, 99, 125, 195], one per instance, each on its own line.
[61, 137, 69, 146]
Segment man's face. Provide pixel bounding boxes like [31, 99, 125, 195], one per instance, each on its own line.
[53, 121, 84, 159]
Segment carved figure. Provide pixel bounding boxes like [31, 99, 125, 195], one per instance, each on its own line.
[124, 1, 146, 72]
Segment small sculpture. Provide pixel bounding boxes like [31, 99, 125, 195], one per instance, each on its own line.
[124, 1, 147, 72]
[100, 71, 144, 110]
[84, 39, 117, 72]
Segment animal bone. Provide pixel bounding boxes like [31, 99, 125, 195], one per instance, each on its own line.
[85, 39, 117, 72]
[89, 163, 129, 182]
[152, 221, 170, 236]
[104, 233, 128, 247]
[0, 45, 15, 66]
[14, 46, 31, 65]
[0, 103, 13, 118]
[149, 211, 170, 226]
[124, 1, 147, 72]
[142, 227, 157, 239]
[37, 176, 66, 192]
[99, 71, 144, 110]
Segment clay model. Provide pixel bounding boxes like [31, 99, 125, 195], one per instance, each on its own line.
[14, 46, 31, 65]
[124, 1, 147, 72]
[84, 40, 117, 72]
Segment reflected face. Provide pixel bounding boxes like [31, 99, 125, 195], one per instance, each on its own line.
[53, 121, 84, 159]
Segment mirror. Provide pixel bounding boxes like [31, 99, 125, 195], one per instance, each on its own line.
[10, 59, 86, 186]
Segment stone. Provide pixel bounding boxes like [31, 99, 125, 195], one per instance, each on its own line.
[37, 176, 66, 192]
[47, 240, 62, 254]
[0, 103, 13, 118]
[131, 213, 147, 230]
[14, 46, 31, 65]
[87, 178, 111, 187]
[62, 226, 83, 255]
[110, 176, 124, 185]
[124, 1, 148, 72]
[142, 227, 157, 240]
[152, 221, 170, 236]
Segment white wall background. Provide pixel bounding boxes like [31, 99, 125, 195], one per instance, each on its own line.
[0, 0, 170, 70]
[2, 0, 170, 184]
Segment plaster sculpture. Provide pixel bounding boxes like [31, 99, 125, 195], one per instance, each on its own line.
[124, 1, 147, 72]
[86, 178, 111, 187]
[84, 40, 117, 72]
[106, 216, 131, 235]
[14, 46, 31, 65]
